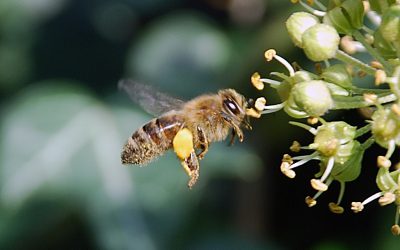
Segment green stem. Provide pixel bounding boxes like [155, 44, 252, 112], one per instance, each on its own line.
[289, 121, 317, 135]
[313, 0, 327, 11]
[355, 124, 372, 138]
[332, 92, 397, 109]
[335, 50, 376, 76]
[270, 72, 291, 82]
[361, 25, 374, 35]
[299, 0, 325, 16]
[352, 30, 394, 74]
[351, 87, 391, 95]
[360, 137, 375, 151]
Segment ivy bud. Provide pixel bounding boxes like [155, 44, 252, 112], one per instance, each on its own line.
[312, 128, 339, 156]
[371, 107, 400, 148]
[291, 70, 318, 83]
[313, 122, 362, 183]
[277, 70, 318, 102]
[286, 12, 320, 47]
[302, 24, 340, 61]
[291, 80, 333, 117]
[312, 121, 356, 157]
[380, 5, 400, 46]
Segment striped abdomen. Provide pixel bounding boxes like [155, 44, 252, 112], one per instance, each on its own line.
[121, 114, 183, 165]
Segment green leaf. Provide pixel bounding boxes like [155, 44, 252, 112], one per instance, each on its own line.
[341, 0, 364, 30]
[325, 0, 364, 35]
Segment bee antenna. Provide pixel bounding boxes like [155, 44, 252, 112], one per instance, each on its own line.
[246, 98, 255, 108]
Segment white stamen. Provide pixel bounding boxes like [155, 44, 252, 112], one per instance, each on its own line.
[289, 121, 318, 135]
[262, 103, 285, 115]
[289, 151, 319, 169]
[320, 156, 335, 182]
[362, 191, 384, 205]
[273, 54, 295, 77]
[261, 78, 281, 87]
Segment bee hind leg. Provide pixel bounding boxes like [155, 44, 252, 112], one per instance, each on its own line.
[196, 126, 209, 160]
[180, 151, 200, 189]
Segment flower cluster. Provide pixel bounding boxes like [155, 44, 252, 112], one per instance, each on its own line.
[252, 0, 400, 235]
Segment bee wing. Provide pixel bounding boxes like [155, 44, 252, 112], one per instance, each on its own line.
[118, 79, 185, 116]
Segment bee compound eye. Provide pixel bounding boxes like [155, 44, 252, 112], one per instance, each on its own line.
[224, 99, 239, 114]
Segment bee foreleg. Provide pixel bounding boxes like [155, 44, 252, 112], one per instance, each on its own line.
[196, 126, 209, 160]
[179, 151, 200, 189]
[222, 113, 244, 142]
[229, 129, 236, 146]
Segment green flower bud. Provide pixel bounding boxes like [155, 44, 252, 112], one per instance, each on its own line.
[291, 70, 318, 83]
[313, 129, 340, 156]
[325, 0, 364, 35]
[302, 24, 340, 61]
[312, 121, 356, 157]
[277, 70, 318, 101]
[380, 5, 400, 46]
[371, 107, 400, 148]
[313, 122, 362, 183]
[291, 80, 333, 117]
[286, 12, 320, 47]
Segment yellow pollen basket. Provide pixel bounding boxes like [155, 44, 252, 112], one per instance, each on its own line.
[173, 128, 194, 160]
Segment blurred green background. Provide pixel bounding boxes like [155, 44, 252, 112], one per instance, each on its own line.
[0, 0, 398, 249]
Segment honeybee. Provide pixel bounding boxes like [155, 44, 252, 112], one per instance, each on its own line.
[119, 80, 255, 188]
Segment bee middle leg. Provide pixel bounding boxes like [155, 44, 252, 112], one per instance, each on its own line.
[180, 151, 200, 189]
[196, 126, 209, 160]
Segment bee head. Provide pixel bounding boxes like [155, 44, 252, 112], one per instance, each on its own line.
[218, 89, 251, 129]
